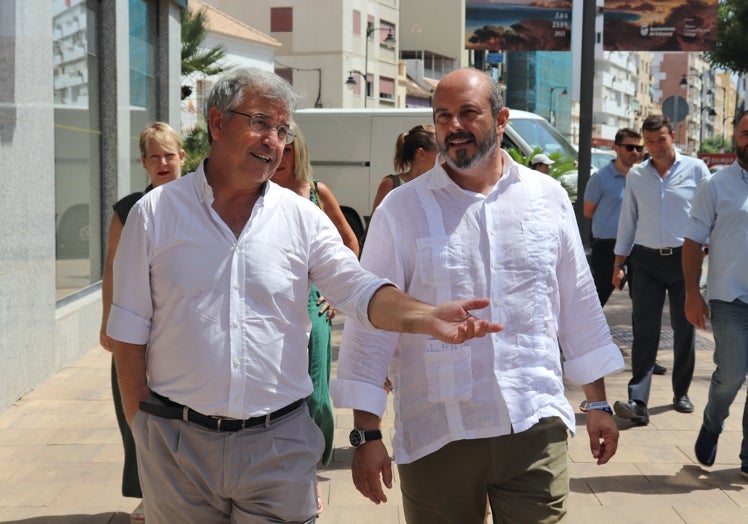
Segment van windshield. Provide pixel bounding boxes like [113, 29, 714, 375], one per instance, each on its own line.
[508, 118, 577, 158]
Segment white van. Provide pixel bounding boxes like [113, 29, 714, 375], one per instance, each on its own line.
[293, 108, 577, 239]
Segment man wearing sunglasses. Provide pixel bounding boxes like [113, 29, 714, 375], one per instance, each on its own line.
[583, 128, 642, 308]
[612, 114, 710, 426]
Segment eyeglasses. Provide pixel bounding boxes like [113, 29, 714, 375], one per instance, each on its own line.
[228, 110, 296, 144]
[618, 144, 644, 153]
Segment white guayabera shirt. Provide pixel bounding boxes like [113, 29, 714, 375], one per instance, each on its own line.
[331, 151, 624, 464]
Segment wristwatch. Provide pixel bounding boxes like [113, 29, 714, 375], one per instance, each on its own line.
[585, 400, 613, 415]
[349, 428, 382, 448]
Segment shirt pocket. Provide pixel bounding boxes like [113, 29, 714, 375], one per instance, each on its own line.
[414, 235, 471, 290]
[423, 340, 473, 403]
[521, 221, 558, 272]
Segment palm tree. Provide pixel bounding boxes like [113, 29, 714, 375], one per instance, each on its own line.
[180, 5, 230, 172]
[181, 7, 227, 100]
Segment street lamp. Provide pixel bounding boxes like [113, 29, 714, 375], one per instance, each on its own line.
[549, 85, 567, 126]
[345, 26, 396, 107]
[345, 69, 368, 99]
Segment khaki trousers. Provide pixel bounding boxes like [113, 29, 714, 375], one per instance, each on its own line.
[397, 417, 569, 524]
[131, 399, 323, 523]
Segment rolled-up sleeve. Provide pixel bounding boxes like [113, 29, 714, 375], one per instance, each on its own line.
[557, 195, 624, 384]
[308, 210, 393, 330]
[684, 180, 714, 244]
[106, 203, 153, 345]
[330, 206, 403, 415]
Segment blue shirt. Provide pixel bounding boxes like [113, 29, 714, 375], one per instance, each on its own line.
[584, 160, 626, 239]
[615, 151, 710, 256]
[685, 162, 748, 304]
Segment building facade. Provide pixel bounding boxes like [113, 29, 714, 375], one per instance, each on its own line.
[0, 0, 184, 412]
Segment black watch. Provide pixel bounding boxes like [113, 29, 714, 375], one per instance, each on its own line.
[349, 428, 382, 448]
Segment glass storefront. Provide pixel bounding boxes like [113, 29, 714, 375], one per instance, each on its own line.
[53, 0, 157, 299]
[52, 0, 101, 298]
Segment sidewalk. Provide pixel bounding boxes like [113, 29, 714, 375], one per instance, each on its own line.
[1, 290, 747, 523]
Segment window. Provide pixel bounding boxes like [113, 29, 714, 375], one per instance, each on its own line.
[129, 0, 157, 199]
[379, 77, 395, 100]
[271, 7, 293, 32]
[52, 0, 101, 297]
[353, 9, 361, 35]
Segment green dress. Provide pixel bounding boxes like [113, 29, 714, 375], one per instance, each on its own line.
[308, 181, 335, 465]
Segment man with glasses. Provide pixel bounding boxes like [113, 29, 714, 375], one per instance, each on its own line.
[107, 67, 499, 523]
[612, 114, 710, 426]
[583, 128, 642, 308]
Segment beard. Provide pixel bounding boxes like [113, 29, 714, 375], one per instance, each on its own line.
[736, 142, 748, 167]
[438, 123, 498, 170]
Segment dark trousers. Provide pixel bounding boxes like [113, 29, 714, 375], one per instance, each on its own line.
[627, 246, 695, 406]
[589, 238, 617, 306]
[112, 360, 142, 498]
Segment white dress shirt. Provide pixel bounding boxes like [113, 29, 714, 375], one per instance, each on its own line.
[107, 161, 389, 419]
[331, 151, 623, 464]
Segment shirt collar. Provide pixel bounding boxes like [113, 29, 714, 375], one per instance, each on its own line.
[425, 149, 521, 194]
[194, 158, 270, 204]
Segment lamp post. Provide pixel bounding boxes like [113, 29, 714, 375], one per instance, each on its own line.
[549, 85, 567, 126]
[345, 26, 395, 107]
[345, 70, 367, 102]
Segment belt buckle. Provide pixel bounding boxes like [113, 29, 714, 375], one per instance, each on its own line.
[659, 247, 673, 256]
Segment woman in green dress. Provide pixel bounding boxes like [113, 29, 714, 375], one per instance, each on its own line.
[272, 122, 359, 512]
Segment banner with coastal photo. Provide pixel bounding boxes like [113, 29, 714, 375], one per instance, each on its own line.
[603, 0, 718, 51]
[465, 1, 572, 52]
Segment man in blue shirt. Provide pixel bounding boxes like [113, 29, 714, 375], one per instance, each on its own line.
[612, 114, 710, 425]
[685, 110, 748, 475]
[583, 128, 642, 307]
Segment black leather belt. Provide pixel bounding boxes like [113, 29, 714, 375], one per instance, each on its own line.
[635, 244, 682, 256]
[139, 394, 305, 432]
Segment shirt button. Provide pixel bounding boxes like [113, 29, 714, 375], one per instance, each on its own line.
[232, 320, 239, 328]
[492, 263, 499, 270]
[234, 282, 240, 290]
[492, 298, 500, 305]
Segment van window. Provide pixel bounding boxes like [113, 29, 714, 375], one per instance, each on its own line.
[508, 118, 577, 158]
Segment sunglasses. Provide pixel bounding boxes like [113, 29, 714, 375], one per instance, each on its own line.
[619, 144, 644, 153]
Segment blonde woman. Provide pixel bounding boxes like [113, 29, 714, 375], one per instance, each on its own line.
[100, 122, 185, 520]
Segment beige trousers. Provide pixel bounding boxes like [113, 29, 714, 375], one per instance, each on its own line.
[131, 399, 323, 523]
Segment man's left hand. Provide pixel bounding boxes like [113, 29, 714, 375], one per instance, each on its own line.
[586, 410, 619, 465]
[427, 298, 503, 344]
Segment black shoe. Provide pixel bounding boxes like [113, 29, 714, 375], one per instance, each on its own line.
[653, 362, 667, 375]
[741, 465, 748, 479]
[673, 395, 694, 413]
[613, 400, 649, 425]
[694, 425, 719, 466]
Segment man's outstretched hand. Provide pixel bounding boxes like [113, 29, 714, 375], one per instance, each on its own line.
[426, 298, 503, 344]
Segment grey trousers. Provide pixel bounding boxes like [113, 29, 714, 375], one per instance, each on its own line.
[131, 398, 323, 523]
